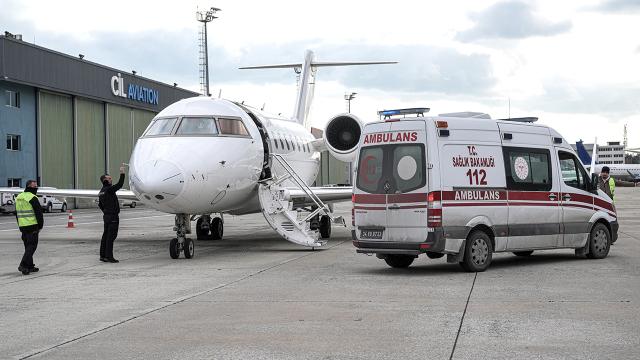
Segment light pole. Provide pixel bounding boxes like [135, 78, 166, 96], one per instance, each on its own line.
[344, 92, 357, 113]
[196, 7, 221, 96]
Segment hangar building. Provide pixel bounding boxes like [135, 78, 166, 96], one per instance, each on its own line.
[0, 34, 198, 207]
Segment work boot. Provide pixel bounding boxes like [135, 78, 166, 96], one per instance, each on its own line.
[107, 258, 119, 263]
[18, 266, 30, 275]
[30, 266, 39, 273]
[100, 257, 108, 262]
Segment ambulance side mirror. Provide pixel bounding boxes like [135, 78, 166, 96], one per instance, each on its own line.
[590, 173, 599, 192]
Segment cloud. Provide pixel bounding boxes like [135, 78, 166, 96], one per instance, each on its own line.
[592, 0, 640, 13]
[523, 81, 640, 116]
[457, 1, 572, 42]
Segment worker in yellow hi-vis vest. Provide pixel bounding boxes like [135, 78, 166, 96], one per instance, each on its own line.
[15, 180, 44, 275]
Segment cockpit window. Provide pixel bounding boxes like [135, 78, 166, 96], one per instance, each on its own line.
[145, 118, 178, 136]
[176, 117, 218, 135]
[217, 118, 250, 137]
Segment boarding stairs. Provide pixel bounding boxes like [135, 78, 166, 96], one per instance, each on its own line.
[258, 154, 345, 248]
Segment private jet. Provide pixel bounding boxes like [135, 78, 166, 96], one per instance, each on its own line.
[1, 50, 395, 259]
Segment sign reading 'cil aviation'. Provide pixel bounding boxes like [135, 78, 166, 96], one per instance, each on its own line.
[110, 73, 159, 105]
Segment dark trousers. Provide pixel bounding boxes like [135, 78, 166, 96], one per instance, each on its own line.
[20, 231, 39, 269]
[100, 214, 119, 259]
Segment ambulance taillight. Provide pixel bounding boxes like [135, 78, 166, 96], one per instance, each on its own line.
[351, 194, 356, 226]
[427, 191, 442, 228]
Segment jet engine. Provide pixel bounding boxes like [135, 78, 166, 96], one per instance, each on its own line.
[323, 113, 363, 162]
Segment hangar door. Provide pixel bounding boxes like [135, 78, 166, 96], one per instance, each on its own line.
[39, 91, 74, 189]
[76, 98, 105, 207]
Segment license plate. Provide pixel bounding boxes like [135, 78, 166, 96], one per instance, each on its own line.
[360, 229, 384, 239]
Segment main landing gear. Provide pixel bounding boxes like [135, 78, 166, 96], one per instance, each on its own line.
[196, 214, 224, 240]
[170, 214, 195, 259]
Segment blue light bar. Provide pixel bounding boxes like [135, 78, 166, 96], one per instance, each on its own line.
[378, 107, 430, 119]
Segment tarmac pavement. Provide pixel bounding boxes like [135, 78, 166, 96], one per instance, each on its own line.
[0, 188, 638, 359]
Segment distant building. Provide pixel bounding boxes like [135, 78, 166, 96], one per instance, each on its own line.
[572, 141, 626, 165]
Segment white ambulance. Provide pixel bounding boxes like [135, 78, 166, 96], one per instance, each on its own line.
[352, 109, 618, 272]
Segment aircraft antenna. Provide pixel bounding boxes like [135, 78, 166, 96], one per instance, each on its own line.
[196, 6, 221, 96]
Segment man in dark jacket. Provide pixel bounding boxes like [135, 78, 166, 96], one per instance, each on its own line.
[98, 164, 126, 263]
[15, 180, 44, 275]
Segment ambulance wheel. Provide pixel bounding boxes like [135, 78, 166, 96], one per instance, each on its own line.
[196, 217, 212, 240]
[169, 238, 180, 259]
[426, 251, 444, 259]
[319, 215, 331, 239]
[513, 251, 534, 257]
[460, 231, 493, 272]
[586, 223, 610, 259]
[211, 217, 224, 240]
[384, 255, 414, 268]
[184, 238, 195, 259]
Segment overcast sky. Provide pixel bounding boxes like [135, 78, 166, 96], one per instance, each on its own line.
[2, 0, 639, 147]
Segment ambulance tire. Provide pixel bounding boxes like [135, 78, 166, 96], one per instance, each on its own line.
[384, 255, 414, 268]
[513, 251, 534, 257]
[319, 215, 331, 239]
[426, 251, 445, 259]
[460, 231, 493, 272]
[586, 223, 610, 259]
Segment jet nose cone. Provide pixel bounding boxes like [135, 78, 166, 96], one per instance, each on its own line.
[130, 160, 185, 202]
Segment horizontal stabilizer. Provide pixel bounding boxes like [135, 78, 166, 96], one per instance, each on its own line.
[239, 61, 397, 70]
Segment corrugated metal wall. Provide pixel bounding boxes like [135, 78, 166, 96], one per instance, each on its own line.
[76, 98, 105, 207]
[107, 104, 133, 185]
[39, 91, 74, 189]
[133, 109, 154, 144]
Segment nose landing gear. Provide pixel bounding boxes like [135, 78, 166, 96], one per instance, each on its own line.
[170, 214, 195, 259]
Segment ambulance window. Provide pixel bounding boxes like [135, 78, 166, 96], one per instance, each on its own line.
[217, 118, 250, 137]
[145, 117, 178, 136]
[559, 151, 589, 190]
[357, 147, 384, 193]
[176, 117, 218, 135]
[504, 147, 552, 191]
[392, 145, 425, 193]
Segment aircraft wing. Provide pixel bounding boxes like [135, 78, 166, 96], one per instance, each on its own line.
[310, 138, 327, 152]
[0, 187, 139, 201]
[287, 186, 352, 207]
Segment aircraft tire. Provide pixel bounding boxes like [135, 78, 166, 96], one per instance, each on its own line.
[196, 217, 211, 240]
[169, 238, 180, 259]
[319, 215, 331, 239]
[211, 217, 223, 240]
[184, 238, 195, 259]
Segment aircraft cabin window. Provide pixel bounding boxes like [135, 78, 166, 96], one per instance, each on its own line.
[273, 138, 279, 150]
[217, 118, 250, 137]
[145, 118, 178, 136]
[176, 117, 218, 135]
[285, 138, 290, 151]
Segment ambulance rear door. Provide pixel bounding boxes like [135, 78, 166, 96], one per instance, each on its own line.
[384, 120, 428, 243]
[354, 122, 393, 242]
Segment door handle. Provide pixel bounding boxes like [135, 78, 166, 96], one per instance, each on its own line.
[387, 204, 400, 210]
[548, 193, 557, 201]
[562, 194, 572, 201]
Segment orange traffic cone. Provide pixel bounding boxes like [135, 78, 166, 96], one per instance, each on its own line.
[67, 210, 75, 228]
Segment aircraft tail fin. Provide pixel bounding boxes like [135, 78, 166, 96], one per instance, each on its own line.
[589, 138, 597, 175]
[240, 50, 396, 129]
[576, 140, 593, 165]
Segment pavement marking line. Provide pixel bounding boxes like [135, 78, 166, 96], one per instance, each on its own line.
[18, 240, 346, 359]
[620, 231, 640, 242]
[0, 214, 174, 232]
[449, 272, 478, 360]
